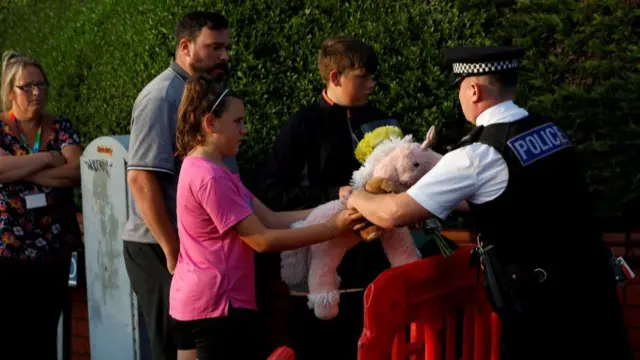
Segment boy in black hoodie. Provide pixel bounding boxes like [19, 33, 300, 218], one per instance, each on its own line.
[255, 36, 395, 360]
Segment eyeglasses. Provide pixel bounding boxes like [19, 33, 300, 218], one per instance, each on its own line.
[15, 82, 48, 92]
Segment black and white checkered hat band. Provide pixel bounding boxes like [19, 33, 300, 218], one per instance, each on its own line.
[452, 59, 520, 75]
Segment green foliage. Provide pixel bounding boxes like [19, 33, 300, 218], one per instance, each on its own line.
[0, 0, 637, 226]
[489, 0, 640, 225]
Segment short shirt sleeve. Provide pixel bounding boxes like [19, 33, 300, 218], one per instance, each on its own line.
[406, 143, 509, 220]
[127, 95, 178, 175]
[198, 175, 254, 234]
[406, 147, 480, 220]
[53, 118, 82, 150]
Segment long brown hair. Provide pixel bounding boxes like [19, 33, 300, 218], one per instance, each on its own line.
[175, 74, 239, 158]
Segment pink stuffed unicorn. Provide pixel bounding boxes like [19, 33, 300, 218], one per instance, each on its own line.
[280, 126, 443, 320]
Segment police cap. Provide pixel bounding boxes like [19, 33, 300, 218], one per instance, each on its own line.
[444, 46, 525, 89]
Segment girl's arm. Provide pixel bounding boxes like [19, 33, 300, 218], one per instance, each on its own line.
[26, 144, 82, 188]
[251, 196, 313, 229]
[0, 150, 55, 183]
[234, 209, 359, 253]
[200, 175, 362, 254]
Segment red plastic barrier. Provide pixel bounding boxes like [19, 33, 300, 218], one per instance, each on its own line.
[358, 249, 501, 360]
[267, 346, 295, 360]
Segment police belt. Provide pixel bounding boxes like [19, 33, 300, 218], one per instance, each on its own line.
[470, 242, 563, 316]
[471, 234, 617, 316]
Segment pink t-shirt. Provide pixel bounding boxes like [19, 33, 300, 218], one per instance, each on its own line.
[169, 156, 256, 321]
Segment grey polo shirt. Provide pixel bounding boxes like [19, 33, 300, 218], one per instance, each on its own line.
[122, 61, 238, 244]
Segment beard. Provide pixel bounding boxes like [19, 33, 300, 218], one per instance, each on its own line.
[191, 54, 229, 82]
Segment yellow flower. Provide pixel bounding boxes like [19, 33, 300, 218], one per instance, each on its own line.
[354, 126, 403, 163]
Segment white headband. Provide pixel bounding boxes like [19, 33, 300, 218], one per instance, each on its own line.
[210, 88, 230, 113]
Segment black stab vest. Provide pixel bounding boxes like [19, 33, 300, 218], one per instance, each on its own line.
[458, 115, 604, 267]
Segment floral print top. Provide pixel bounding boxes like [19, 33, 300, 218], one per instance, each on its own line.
[0, 116, 81, 262]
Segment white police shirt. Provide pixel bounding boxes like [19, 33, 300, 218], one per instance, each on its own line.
[406, 100, 529, 220]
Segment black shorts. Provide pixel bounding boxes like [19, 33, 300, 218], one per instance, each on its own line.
[174, 305, 264, 360]
[123, 242, 196, 360]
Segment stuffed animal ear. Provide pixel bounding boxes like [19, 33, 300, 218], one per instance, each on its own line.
[365, 176, 388, 194]
[380, 179, 404, 194]
[421, 126, 436, 150]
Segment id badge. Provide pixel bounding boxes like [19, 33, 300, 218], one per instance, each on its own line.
[25, 193, 47, 209]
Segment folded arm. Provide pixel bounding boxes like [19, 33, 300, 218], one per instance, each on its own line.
[26, 145, 82, 188]
[0, 151, 53, 183]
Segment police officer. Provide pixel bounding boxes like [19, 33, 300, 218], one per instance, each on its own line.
[346, 46, 632, 360]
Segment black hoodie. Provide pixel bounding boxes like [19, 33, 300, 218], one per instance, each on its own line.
[256, 91, 397, 290]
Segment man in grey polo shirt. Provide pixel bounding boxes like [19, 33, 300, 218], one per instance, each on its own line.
[122, 11, 236, 360]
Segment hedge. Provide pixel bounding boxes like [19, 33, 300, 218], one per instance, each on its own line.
[0, 0, 638, 228]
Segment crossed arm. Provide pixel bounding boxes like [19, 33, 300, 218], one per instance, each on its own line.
[27, 145, 82, 187]
[0, 145, 82, 187]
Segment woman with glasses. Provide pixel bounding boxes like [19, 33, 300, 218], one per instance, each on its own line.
[0, 50, 83, 358]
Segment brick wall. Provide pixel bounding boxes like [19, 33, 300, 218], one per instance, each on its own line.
[70, 286, 91, 360]
[607, 232, 640, 359]
[69, 213, 91, 360]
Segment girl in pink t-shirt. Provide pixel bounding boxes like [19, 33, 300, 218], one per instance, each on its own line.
[169, 74, 360, 360]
